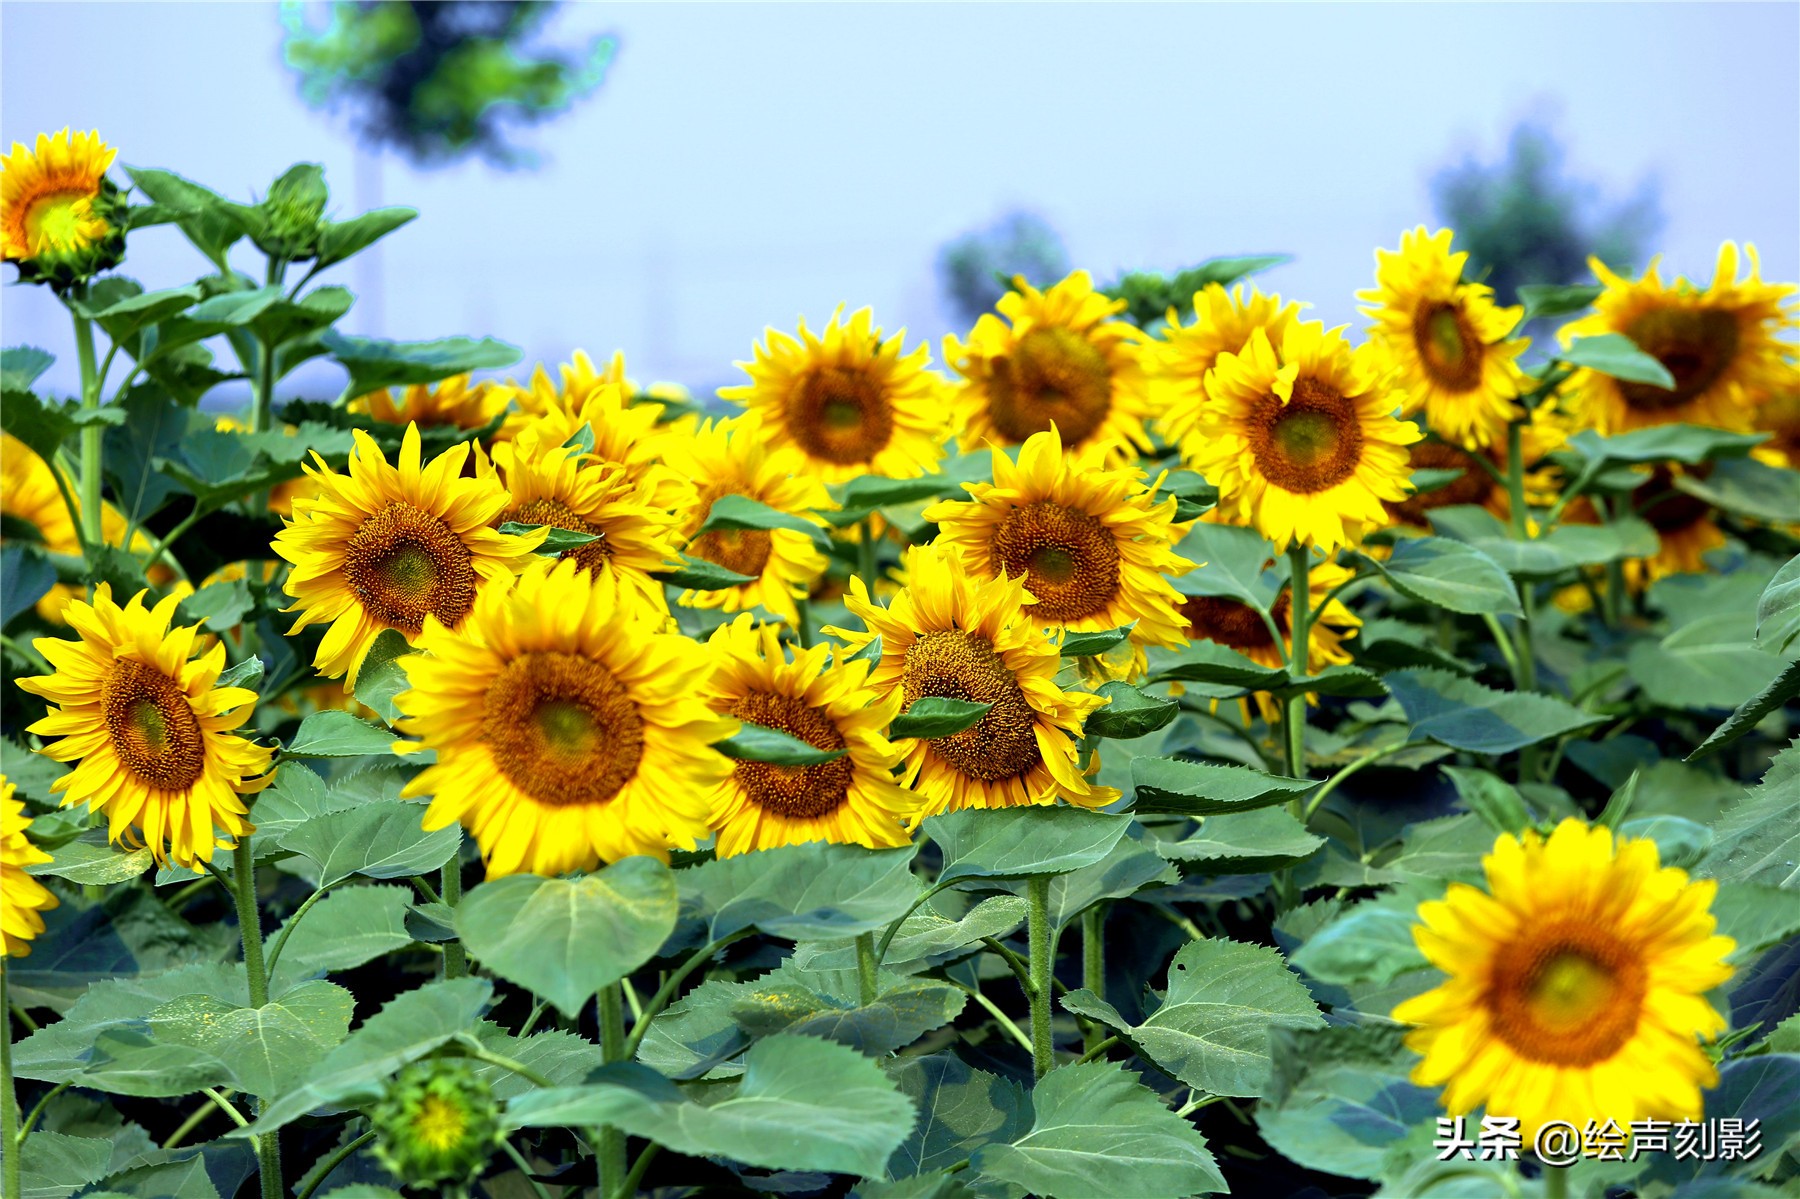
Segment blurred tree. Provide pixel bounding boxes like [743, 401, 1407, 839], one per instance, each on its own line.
[937, 210, 1070, 327]
[1432, 118, 1662, 304]
[281, 1, 615, 167]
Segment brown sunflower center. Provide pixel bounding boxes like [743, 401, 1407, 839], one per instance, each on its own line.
[507, 497, 612, 575]
[343, 502, 478, 636]
[987, 325, 1114, 446]
[103, 659, 206, 790]
[1755, 393, 1800, 460]
[1387, 440, 1498, 525]
[1179, 593, 1289, 653]
[1487, 919, 1646, 1066]
[728, 691, 853, 819]
[988, 502, 1122, 623]
[1412, 300, 1483, 391]
[900, 629, 1041, 780]
[688, 528, 773, 579]
[482, 651, 645, 808]
[1619, 307, 1740, 411]
[1632, 465, 1713, 533]
[790, 365, 895, 465]
[1247, 377, 1364, 494]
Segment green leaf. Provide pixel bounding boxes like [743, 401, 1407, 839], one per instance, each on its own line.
[1674, 455, 1800, 523]
[1037, 827, 1177, 931]
[1563, 332, 1676, 388]
[1, 345, 55, 392]
[1172, 521, 1276, 608]
[1381, 813, 1497, 884]
[1371, 537, 1520, 616]
[247, 765, 359, 841]
[1515, 283, 1603, 326]
[74, 283, 204, 342]
[696, 493, 831, 551]
[925, 807, 1132, 881]
[1618, 815, 1712, 871]
[651, 555, 759, 590]
[147, 980, 354, 1099]
[507, 1035, 918, 1177]
[268, 885, 415, 992]
[731, 975, 965, 1056]
[1061, 938, 1323, 1096]
[1, 388, 77, 465]
[176, 579, 254, 634]
[348, 629, 413, 725]
[1687, 660, 1800, 762]
[456, 860, 679, 1017]
[17, 1130, 113, 1198]
[1153, 808, 1324, 873]
[122, 166, 243, 262]
[888, 697, 993, 739]
[1756, 553, 1800, 654]
[1696, 741, 1800, 890]
[320, 330, 521, 399]
[1269, 664, 1387, 700]
[1, 545, 55, 629]
[9, 963, 245, 1084]
[1386, 668, 1603, 754]
[1709, 881, 1800, 960]
[25, 831, 155, 886]
[824, 473, 959, 526]
[276, 801, 460, 887]
[887, 1054, 1031, 1178]
[495, 520, 595, 553]
[1146, 640, 1288, 692]
[1059, 626, 1133, 657]
[970, 1061, 1225, 1199]
[1130, 758, 1316, 816]
[1626, 611, 1785, 711]
[682, 841, 921, 941]
[1408, 467, 1467, 494]
[1442, 765, 1534, 834]
[714, 722, 848, 767]
[1288, 887, 1433, 987]
[1567, 424, 1769, 467]
[796, 895, 1029, 971]
[282, 710, 398, 758]
[1084, 681, 1178, 739]
[242, 977, 494, 1134]
[315, 207, 418, 268]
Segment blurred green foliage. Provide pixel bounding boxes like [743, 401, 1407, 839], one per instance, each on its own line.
[938, 210, 1071, 326]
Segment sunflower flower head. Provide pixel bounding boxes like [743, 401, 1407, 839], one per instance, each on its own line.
[17, 585, 275, 867]
[395, 558, 735, 877]
[370, 1058, 501, 1189]
[273, 423, 546, 684]
[1, 777, 59, 957]
[349, 373, 517, 433]
[1, 128, 126, 287]
[1155, 281, 1305, 463]
[1392, 818, 1734, 1143]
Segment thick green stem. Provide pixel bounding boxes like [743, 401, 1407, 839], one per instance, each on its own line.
[71, 305, 104, 551]
[1282, 544, 1314, 782]
[1026, 875, 1056, 1080]
[1504, 421, 1544, 780]
[3, 961, 21, 1199]
[793, 597, 814, 650]
[292, 1130, 374, 1199]
[440, 858, 467, 980]
[623, 929, 752, 1060]
[597, 983, 628, 1199]
[857, 518, 878, 592]
[613, 1141, 661, 1199]
[855, 932, 879, 1006]
[231, 840, 283, 1199]
[1081, 906, 1106, 1054]
[1543, 1163, 1569, 1199]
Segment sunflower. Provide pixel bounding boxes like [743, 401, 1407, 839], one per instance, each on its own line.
[1176, 560, 1360, 720]
[1, 777, 58, 957]
[702, 615, 922, 855]
[508, 367, 699, 521]
[1155, 282, 1304, 464]
[394, 559, 734, 877]
[721, 307, 948, 483]
[923, 426, 1192, 656]
[833, 543, 1115, 814]
[1384, 439, 1507, 530]
[1191, 322, 1420, 552]
[1359, 227, 1530, 450]
[944, 270, 1152, 463]
[350, 373, 516, 433]
[1393, 818, 1734, 1142]
[273, 423, 545, 684]
[477, 437, 680, 612]
[1622, 466, 1727, 589]
[1560, 243, 1798, 435]
[1, 129, 123, 280]
[658, 416, 831, 624]
[499, 349, 626, 439]
[1750, 384, 1800, 469]
[16, 586, 273, 867]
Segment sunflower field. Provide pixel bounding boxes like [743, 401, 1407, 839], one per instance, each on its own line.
[2, 132, 1799, 1199]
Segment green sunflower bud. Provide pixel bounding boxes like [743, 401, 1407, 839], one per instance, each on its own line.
[236, 163, 329, 261]
[369, 1057, 502, 1188]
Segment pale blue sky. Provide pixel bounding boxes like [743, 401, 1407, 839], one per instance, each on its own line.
[4, 2, 1797, 400]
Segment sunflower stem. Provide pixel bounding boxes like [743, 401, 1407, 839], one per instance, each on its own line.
[855, 932, 879, 1006]
[3, 960, 21, 1199]
[1080, 905, 1106, 1054]
[612, 1141, 661, 1199]
[70, 298, 105, 552]
[440, 856, 467, 980]
[1504, 420, 1544, 782]
[597, 982, 628, 1199]
[1282, 543, 1314, 784]
[857, 518, 879, 591]
[1026, 874, 1056, 1080]
[230, 838, 283, 1199]
[1543, 1163, 1570, 1199]
[793, 597, 814, 650]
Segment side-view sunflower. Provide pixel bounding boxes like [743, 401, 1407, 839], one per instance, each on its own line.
[394, 559, 734, 877]
[833, 543, 1116, 815]
[703, 615, 922, 855]
[509, 371, 699, 522]
[1560, 242, 1798, 434]
[274, 423, 545, 684]
[659, 416, 832, 624]
[1751, 381, 1800, 469]
[1176, 560, 1360, 719]
[498, 348, 625, 440]
[1192, 322, 1420, 552]
[477, 438, 680, 612]
[1393, 819, 1734, 1142]
[350, 373, 516, 433]
[1383, 439, 1507, 530]
[2, 128, 125, 284]
[945, 270, 1152, 462]
[17, 586, 274, 867]
[1359, 227, 1530, 450]
[923, 426, 1191, 657]
[1, 777, 59, 956]
[1155, 282, 1304, 463]
[721, 307, 948, 483]
[1623, 465, 1727, 589]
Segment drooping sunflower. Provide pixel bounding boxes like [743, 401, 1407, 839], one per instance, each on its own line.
[17, 586, 274, 868]
[1392, 818, 1734, 1142]
[702, 614, 922, 855]
[722, 307, 949, 483]
[477, 437, 680, 612]
[833, 543, 1115, 815]
[508, 368, 699, 521]
[923, 426, 1192, 656]
[658, 416, 832, 624]
[1155, 282, 1305, 464]
[945, 270, 1152, 462]
[1359, 227, 1530, 450]
[1623, 466, 1727, 589]
[1, 129, 124, 282]
[273, 423, 545, 684]
[1191, 322, 1421, 552]
[350, 373, 517, 433]
[1, 777, 58, 957]
[1560, 243, 1798, 435]
[394, 559, 734, 877]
